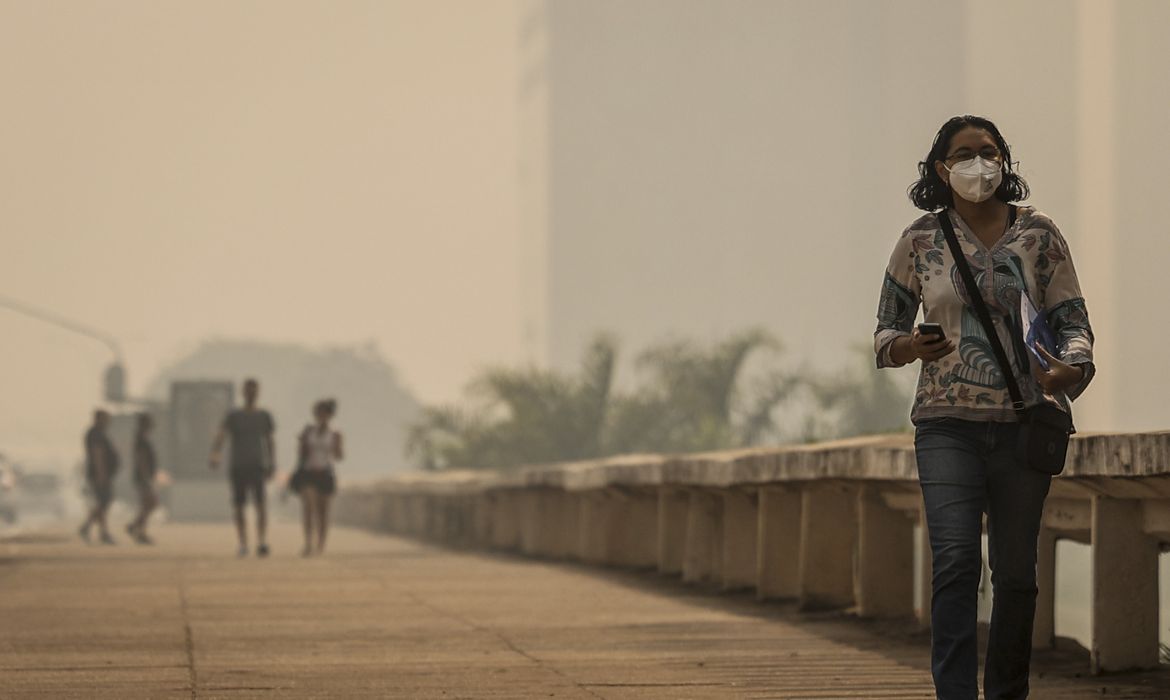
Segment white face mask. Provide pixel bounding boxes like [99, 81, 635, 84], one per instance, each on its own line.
[945, 156, 1003, 203]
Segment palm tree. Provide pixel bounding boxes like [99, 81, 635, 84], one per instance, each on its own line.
[406, 335, 618, 469]
[405, 329, 800, 470]
[803, 343, 913, 440]
[404, 405, 480, 471]
[609, 328, 783, 454]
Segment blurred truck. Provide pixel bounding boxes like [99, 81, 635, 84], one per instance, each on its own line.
[162, 381, 235, 521]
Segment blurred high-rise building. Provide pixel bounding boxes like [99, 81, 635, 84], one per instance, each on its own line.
[519, 0, 1170, 433]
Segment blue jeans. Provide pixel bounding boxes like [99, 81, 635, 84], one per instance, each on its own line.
[915, 418, 1052, 700]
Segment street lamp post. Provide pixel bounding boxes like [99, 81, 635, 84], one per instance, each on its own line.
[0, 293, 128, 403]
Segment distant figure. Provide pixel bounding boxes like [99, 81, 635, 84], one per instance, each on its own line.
[210, 378, 276, 557]
[126, 413, 158, 544]
[874, 116, 1095, 699]
[291, 399, 343, 556]
[79, 409, 119, 545]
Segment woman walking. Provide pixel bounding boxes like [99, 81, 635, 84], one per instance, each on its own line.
[126, 412, 159, 544]
[292, 399, 343, 556]
[874, 115, 1094, 699]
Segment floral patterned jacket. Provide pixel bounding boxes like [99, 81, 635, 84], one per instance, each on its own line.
[874, 206, 1095, 424]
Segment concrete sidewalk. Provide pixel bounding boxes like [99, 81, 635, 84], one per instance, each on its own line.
[0, 521, 1166, 698]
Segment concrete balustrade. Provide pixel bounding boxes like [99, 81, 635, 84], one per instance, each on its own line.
[756, 486, 801, 600]
[720, 489, 757, 591]
[855, 484, 915, 618]
[797, 482, 857, 611]
[608, 488, 658, 569]
[916, 508, 932, 629]
[656, 488, 689, 575]
[573, 490, 604, 563]
[682, 489, 722, 584]
[336, 430, 1170, 675]
[1091, 496, 1160, 673]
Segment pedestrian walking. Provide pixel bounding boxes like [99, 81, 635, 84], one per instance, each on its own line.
[290, 399, 343, 556]
[126, 412, 158, 544]
[874, 115, 1095, 699]
[79, 409, 119, 544]
[210, 378, 276, 557]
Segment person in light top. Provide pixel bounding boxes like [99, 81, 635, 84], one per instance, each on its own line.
[291, 399, 343, 556]
[874, 115, 1094, 700]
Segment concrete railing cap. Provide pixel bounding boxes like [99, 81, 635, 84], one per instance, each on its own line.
[365, 431, 1170, 495]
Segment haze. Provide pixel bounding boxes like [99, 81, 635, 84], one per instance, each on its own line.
[2, 1, 521, 458]
[3, 0, 1167, 464]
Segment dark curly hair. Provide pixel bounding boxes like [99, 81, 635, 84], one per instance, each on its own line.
[908, 115, 1029, 211]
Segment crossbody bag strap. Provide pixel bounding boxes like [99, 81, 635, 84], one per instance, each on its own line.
[936, 209, 1027, 418]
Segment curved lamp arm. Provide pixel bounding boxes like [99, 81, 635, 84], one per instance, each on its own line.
[0, 293, 124, 362]
[0, 293, 129, 402]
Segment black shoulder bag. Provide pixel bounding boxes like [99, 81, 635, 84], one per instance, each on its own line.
[937, 210, 1074, 475]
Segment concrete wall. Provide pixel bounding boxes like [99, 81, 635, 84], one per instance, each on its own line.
[336, 431, 1170, 674]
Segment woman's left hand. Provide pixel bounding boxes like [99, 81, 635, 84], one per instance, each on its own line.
[1033, 346, 1084, 395]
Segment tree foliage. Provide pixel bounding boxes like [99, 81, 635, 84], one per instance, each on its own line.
[407, 329, 801, 470]
[799, 343, 914, 442]
[407, 336, 617, 470]
[607, 329, 782, 454]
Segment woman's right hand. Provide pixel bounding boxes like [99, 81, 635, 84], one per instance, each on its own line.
[908, 327, 956, 362]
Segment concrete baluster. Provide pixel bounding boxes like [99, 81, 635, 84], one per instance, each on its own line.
[606, 489, 658, 568]
[657, 487, 689, 576]
[473, 493, 493, 545]
[1033, 524, 1057, 650]
[577, 490, 610, 564]
[916, 506, 932, 629]
[683, 489, 723, 584]
[519, 489, 543, 555]
[757, 486, 801, 600]
[1090, 496, 1160, 673]
[547, 490, 578, 559]
[855, 485, 914, 618]
[798, 483, 857, 611]
[490, 490, 522, 550]
[721, 489, 758, 591]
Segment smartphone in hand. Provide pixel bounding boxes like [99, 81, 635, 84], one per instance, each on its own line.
[917, 322, 946, 341]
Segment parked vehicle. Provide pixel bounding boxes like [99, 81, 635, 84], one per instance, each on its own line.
[14, 471, 66, 519]
[0, 461, 17, 524]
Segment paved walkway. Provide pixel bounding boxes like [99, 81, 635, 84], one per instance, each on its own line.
[1, 521, 1168, 699]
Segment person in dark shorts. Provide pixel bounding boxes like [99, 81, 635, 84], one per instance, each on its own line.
[210, 378, 276, 557]
[290, 399, 343, 556]
[126, 412, 158, 544]
[79, 409, 119, 545]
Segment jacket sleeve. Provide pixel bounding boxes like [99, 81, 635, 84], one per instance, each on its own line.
[1043, 228, 1095, 401]
[874, 230, 921, 369]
